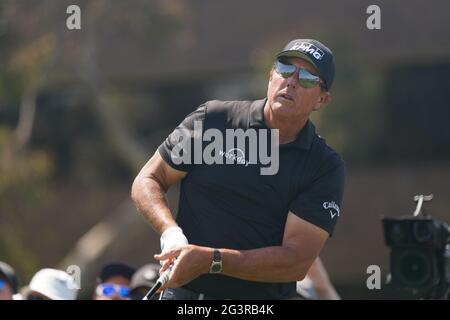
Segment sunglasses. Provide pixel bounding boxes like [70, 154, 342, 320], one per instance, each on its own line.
[274, 59, 326, 89]
[96, 283, 130, 298]
[0, 279, 6, 290]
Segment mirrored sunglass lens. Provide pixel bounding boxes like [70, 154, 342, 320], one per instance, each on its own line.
[276, 61, 295, 78]
[298, 69, 319, 88]
[119, 287, 130, 298]
[102, 285, 115, 297]
[0, 280, 5, 289]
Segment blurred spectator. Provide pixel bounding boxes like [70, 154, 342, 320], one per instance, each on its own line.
[296, 257, 340, 300]
[16, 286, 32, 300]
[26, 268, 78, 300]
[0, 261, 19, 300]
[129, 263, 159, 300]
[94, 262, 135, 300]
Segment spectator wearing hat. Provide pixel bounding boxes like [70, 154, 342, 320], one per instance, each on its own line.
[26, 268, 78, 300]
[0, 261, 19, 300]
[94, 262, 135, 300]
[129, 264, 160, 300]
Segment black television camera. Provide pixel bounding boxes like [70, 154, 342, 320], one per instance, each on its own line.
[382, 195, 450, 299]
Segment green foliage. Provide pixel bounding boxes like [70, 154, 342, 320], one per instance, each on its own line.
[0, 129, 53, 199]
[0, 224, 40, 281]
[0, 128, 54, 279]
[312, 65, 384, 162]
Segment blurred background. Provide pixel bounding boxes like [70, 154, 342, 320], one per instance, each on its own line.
[1, 0, 450, 299]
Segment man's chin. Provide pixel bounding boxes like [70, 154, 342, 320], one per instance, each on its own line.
[271, 101, 293, 116]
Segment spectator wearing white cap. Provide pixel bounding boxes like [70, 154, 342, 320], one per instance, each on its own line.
[26, 268, 78, 300]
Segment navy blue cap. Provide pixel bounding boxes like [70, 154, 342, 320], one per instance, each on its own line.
[0, 261, 18, 293]
[276, 39, 335, 90]
[99, 262, 135, 283]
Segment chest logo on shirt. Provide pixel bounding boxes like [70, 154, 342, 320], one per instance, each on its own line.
[170, 120, 280, 175]
[219, 148, 250, 167]
[323, 201, 340, 219]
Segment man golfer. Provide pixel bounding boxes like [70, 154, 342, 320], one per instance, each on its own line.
[132, 38, 345, 299]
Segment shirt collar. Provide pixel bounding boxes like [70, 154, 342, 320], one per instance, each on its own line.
[284, 119, 315, 150]
[248, 98, 315, 150]
[248, 99, 267, 128]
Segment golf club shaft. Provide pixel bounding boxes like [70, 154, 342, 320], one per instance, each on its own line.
[142, 265, 172, 300]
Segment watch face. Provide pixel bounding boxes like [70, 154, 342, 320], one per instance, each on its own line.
[211, 263, 221, 273]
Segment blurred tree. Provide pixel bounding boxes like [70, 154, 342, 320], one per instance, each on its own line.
[0, 0, 57, 277]
[0, 0, 189, 284]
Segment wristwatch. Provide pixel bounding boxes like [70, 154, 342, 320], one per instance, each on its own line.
[209, 249, 222, 274]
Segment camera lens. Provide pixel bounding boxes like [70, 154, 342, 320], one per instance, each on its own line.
[413, 221, 433, 243]
[390, 223, 407, 245]
[394, 249, 432, 288]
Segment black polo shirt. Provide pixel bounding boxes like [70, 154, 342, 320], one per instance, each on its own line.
[158, 99, 345, 299]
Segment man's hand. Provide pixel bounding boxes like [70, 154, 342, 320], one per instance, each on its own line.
[154, 245, 212, 291]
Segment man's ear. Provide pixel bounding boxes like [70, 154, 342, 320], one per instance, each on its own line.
[313, 91, 331, 111]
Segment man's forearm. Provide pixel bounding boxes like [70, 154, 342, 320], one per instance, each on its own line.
[221, 245, 313, 283]
[131, 174, 177, 235]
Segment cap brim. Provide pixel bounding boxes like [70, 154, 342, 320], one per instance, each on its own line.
[28, 286, 60, 300]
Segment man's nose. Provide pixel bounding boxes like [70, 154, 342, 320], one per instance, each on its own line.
[286, 72, 297, 88]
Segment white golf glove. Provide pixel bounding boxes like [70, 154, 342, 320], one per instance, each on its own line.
[160, 226, 188, 255]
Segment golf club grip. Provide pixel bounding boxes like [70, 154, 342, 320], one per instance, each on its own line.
[142, 266, 172, 300]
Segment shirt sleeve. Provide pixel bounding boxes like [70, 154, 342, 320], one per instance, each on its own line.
[289, 159, 346, 236]
[158, 104, 206, 172]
